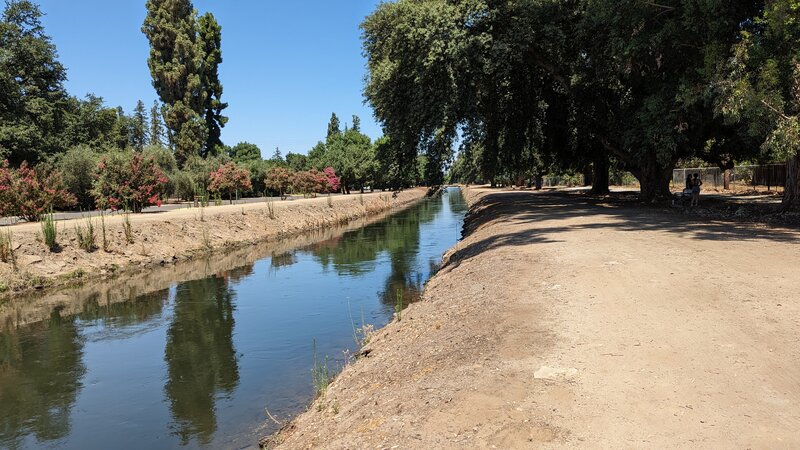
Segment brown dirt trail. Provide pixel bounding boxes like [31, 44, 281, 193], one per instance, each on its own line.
[268, 187, 800, 449]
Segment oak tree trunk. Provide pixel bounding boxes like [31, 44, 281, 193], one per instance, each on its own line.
[783, 155, 800, 210]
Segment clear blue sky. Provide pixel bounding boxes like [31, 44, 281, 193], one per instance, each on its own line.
[37, 0, 383, 158]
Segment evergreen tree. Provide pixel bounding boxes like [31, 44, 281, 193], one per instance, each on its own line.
[198, 12, 227, 157]
[0, 0, 68, 165]
[149, 100, 164, 147]
[142, 0, 206, 166]
[130, 100, 149, 151]
[352, 115, 361, 133]
[326, 113, 341, 141]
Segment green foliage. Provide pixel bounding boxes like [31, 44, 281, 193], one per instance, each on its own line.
[198, 12, 228, 157]
[285, 152, 309, 172]
[122, 211, 134, 244]
[171, 170, 197, 201]
[142, 0, 206, 166]
[41, 211, 57, 251]
[0, 0, 68, 165]
[57, 145, 99, 210]
[130, 100, 149, 151]
[311, 339, 331, 398]
[326, 113, 341, 141]
[150, 100, 165, 147]
[227, 141, 261, 163]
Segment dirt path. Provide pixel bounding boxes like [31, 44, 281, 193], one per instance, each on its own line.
[268, 187, 800, 449]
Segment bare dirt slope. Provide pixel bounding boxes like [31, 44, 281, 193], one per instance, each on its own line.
[269, 187, 800, 449]
[0, 189, 425, 297]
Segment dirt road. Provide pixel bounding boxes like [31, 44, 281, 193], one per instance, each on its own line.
[269, 187, 800, 449]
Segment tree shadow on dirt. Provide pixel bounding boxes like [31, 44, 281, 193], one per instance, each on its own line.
[445, 190, 799, 270]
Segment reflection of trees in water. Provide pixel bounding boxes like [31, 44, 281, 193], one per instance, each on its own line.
[269, 251, 296, 271]
[311, 198, 442, 277]
[78, 289, 169, 327]
[0, 308, 85, 448]
[164, 276, 239, 446]
[217, 262, 255, 283]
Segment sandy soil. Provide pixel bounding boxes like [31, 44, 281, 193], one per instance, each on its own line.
[267, 186, 800, 449]
[0, 189, 426, 298]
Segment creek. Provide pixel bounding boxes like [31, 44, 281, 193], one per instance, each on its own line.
[0, 187, 467, 449]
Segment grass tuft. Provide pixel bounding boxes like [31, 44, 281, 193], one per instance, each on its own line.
[41, 211, 58, 251]
[395, 288, 404, 321]
[75, 216, 97, 252]
[0, 229, 14, 264]
[122, 211, 134, 244]
[311, 339, 332, 398]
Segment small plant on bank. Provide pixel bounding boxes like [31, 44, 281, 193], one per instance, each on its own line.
[266, 198, 276, 219]
[395, 288, 404, 322]
[122, 211, 134, 244]
[100, 211, 109, 252]
[359, 193, 364, 206]
[75, 216, 97, 252]
[0, 229, 14, 264]
[327, 193, 333, 208]
[201, 227, 212, 252]
[311, 339, 332, 398]
[41, 211, 58, 251]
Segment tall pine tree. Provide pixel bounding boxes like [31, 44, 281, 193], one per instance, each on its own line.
[150, 100, 164, 147]
[198, 12, 227, 157]
[142, 0, 206, 166]
[326, 113, 341, 142]
[130, 100, 149, 150]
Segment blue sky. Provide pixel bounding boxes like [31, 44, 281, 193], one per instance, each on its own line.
[37, 0, 383, 158]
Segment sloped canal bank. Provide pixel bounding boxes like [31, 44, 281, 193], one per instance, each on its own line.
[0, 187, 467, 449]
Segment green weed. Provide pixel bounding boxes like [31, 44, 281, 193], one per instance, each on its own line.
[0, 229, 15, 264]
[75, 216, 97, 252]
[395, 288, 404, 321]
[122, 211, 134, 244]
[41, 211, 58, 251]
[311, 339, 332, 398]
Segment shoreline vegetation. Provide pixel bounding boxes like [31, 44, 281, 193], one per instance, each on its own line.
[0, 189, 426, 301]
[263, 186, 800, 449]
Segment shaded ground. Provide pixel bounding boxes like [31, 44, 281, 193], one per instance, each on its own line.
[266, 186, 800, 449]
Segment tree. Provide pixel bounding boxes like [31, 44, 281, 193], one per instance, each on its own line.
[198, 12, 227, 157]
[717, 1, 800, 209]
[208, 162, 252, 203]
[265, 166, 292, 199]
[285, 152, 309, 172]
[326, 113, 341, 141]
[142, 0, 206, 166]
[270, 147, 285, 165]
[92, 151, 170, 212]
[326, 127, 377, 193]
[322, 167, 341, 193]
[0, 0, 68, 165]
[150, 100, 165, 147]
[130, 100, 149, 151]
[352, 115, 361, 133]
[227, 142, 261, 163]
[57, 145, 98, 210]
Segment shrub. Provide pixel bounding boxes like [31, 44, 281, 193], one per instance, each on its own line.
[323, 167, 341, 193]
[58, 146, 99, 210]
[0, 161, 76, 222]
[171, 170, 197, 201]
[265, 166, 293, 199]
[92, 152, 169, 213]
[291, 169, 327, 197]
[0, 229, 13, 263]
[208, 162, 252, 203]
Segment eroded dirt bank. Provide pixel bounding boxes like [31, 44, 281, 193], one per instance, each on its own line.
[0, 189, 425, 298]
[267, 187, 800, 449]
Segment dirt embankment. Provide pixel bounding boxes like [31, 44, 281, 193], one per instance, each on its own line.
[0, 189, 426, 299]
[266, 186, 800, 449]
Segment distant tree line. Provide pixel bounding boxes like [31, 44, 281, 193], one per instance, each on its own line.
[361, 1, 800, 209]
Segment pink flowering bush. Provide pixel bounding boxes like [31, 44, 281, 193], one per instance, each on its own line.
[92, 152, 169, 213]
[323, 167, 341, 193]
[0, 160, 76, 222]
[208, 162, 252, 203]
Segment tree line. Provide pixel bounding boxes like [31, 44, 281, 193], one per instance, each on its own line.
[361, 0, 800, 208]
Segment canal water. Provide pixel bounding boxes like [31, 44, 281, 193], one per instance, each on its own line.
[0, 188, 467, 449]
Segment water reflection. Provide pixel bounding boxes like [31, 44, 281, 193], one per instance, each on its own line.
[165, 273, 241, 445]
[0, 309, 85, 447]
[0, 188, 467, 449]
